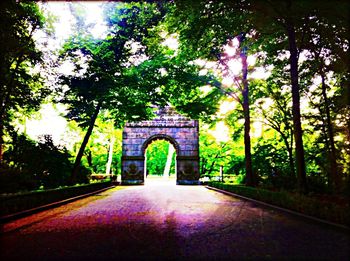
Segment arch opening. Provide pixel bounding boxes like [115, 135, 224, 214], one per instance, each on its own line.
[144, 140, 177, 184]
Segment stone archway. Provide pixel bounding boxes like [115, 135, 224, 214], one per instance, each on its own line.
[121, 107, 199, 185]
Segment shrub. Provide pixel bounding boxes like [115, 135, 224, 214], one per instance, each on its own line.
[0, 167, 39, 193]
[2, 133, 91, 193]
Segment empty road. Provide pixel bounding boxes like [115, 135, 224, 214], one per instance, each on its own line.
[1, 180, 349, 260]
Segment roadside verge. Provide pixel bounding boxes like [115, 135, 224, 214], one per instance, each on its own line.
[206, 183, 349, 230]
[1, 182, 114, 223]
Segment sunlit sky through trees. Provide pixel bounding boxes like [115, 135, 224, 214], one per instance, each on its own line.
[26, 1, 272, 146]
[24, 2, 106, 148]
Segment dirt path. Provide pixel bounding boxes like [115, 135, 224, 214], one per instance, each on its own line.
[1, 180, 349, 260]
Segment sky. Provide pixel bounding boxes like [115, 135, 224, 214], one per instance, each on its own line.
[44, 1, 107, 41]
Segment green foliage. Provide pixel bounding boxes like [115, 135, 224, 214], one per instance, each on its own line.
[58, 2, 224, 183]
[59, 3, 168, 128]
[2, 133, 90, 192]
[252, 139, 296, 190]
[165, 0, 349, 193]
[60, 2, 218, 127]
[224, 108, 244, 142]
[83, 115, 122, 175]
[225, 157, 246, 177]
[0, 166, 38, 194]
[0, 0, 49, 160]
[199, 130, 233, 177]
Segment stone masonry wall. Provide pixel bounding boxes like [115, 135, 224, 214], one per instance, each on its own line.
[121, 107, 199, 185]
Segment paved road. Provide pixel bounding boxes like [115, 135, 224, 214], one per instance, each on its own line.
[1, 180, 349, 260]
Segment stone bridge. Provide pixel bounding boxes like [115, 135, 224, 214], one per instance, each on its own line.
[121, 107, 199, 185]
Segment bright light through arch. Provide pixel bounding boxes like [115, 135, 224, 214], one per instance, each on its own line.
[144, 140, 177, 183]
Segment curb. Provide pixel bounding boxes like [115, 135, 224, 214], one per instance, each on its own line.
[0, 185, 115, 224]
[206, 185, 349, 231]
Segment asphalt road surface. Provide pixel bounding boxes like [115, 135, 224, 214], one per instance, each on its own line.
[1, 179, 349, 260]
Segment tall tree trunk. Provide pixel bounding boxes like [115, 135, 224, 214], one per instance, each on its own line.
[105, 135, 115, 175]
[0, 55, 25, 164]
[286, 20, 307, 193]
[280, 133, 296, 178]
[163, 143, 175, 177]
[86, 150, 93, 168]
[287, 145, 296, 178]
[201, 158, 207, 176]
[0, 121, 3, 165]
[0, 88, 13, 164]
[240, 37, 255, 186]
[319, 112, 332, 190]
[71, 102, 102, 184]
[320, 72, 338, 192]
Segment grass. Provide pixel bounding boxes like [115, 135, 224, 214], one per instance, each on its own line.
[207, 181, 350, 227]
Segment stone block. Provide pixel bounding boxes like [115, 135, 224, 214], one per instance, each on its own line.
[185, 145, 195, 151]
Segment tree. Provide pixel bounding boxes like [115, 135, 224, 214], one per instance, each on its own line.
[252, 73, 295, 179]
[3, 133, 83, 191]
[249, 0, 349, 193]
[167, 0, 349, 193]
[199, 131, 233, 178]
[59, 3, 168, 183]
[298, 9, 349, 192]
[60, 2, 222, 183]
[165, 1, 258, 185]
[82, 113, 122, 175]
[0, 0, 49, 163]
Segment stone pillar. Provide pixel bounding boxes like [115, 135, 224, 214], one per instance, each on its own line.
[176, 156, 200, 185]
[121, 156, 145, 185]
[121, 129, 145, 185]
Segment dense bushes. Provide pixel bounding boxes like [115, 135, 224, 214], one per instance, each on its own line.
[0, 166, 38, 193]
[1, 133, 90, 193]
[208, 182, 350, 227]
[252, 140, 297, 190]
